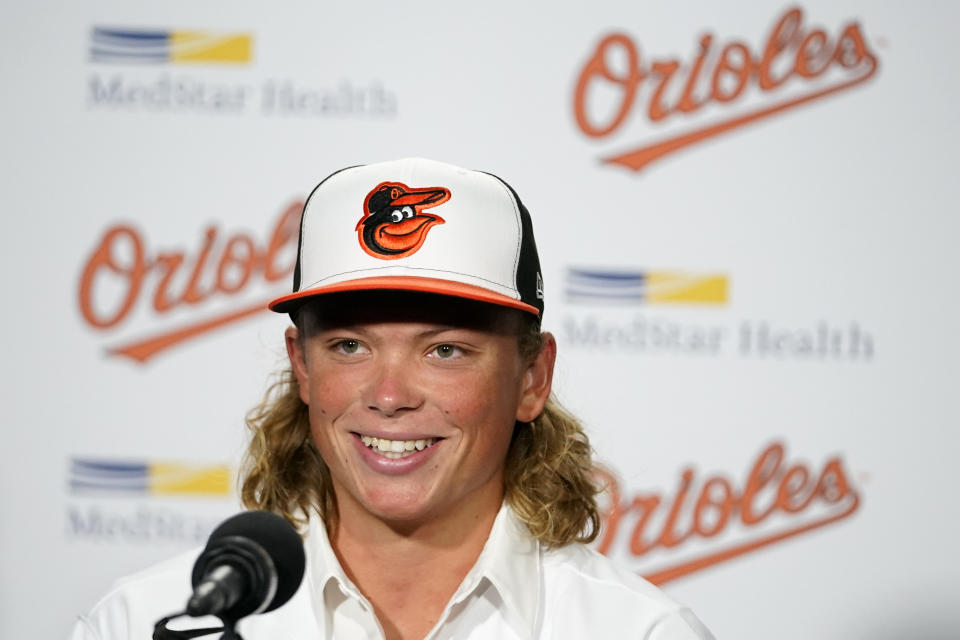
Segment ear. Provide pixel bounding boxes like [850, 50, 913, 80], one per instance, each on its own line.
[516, 332, 557, 423]
[285, 326, 311, 405]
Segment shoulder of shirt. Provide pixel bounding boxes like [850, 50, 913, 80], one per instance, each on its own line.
[543, 543, 704, 617]
[91, 546, 202, 610]
[76, 542, 321, 640]
[82, 545, 203, 629]
[539, 543, 715, 638]
[542, 543, 680, 607]
[72, 548, 205, 640]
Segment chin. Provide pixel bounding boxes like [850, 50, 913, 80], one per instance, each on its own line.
[361, 488, 439, 524]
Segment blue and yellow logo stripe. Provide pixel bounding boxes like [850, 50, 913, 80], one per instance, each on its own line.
[70, 458, 231, 496]
[565, 268, 728, 305]
[90, 28, 252, 64]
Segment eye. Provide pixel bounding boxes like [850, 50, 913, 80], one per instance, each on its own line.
[429, 344, 463, 359]
[333, 339, 367, 356]
[389, 209, 403, 223]
[401, 205, 414, 218]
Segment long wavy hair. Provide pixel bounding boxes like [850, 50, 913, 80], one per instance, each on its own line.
[240, 309, 600, 547]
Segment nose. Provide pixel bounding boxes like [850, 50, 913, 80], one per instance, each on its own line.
[362, 356, 423, 417]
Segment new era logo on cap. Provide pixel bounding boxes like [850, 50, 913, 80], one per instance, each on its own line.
[269, 158, 544, 318]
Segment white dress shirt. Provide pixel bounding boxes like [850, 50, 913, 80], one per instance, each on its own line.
[70, 505, 714, 639]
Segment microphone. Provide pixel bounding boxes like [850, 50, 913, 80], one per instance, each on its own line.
[186, 511, 306, 622]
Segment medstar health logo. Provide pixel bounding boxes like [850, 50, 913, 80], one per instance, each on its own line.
[356, 182, 451, 259]
[90, 27, 253, 65]
[69, 458, 231, 496]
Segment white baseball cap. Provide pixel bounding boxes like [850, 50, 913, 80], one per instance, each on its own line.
[269, 158, 544, 317]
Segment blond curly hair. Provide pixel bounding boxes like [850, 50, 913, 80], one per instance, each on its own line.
[240, 311, 599, 547]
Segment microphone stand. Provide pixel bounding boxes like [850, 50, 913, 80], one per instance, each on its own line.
[153, 611, 244, 640]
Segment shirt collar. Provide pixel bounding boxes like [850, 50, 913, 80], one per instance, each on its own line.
[465, 503, 543, 639]
[303, 503, 543, 639]
[304, 515, 369, 635]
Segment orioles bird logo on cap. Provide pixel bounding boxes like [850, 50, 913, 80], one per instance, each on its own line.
[356, 182, 451, 259]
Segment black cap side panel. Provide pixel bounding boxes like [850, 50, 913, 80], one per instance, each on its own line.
[485, 174, 544, 320]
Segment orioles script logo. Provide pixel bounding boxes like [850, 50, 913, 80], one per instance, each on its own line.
[78, 201, 302, 363]
[356, 182, 451, 259]
[573, 7, 879, 172]
[595, 441, 860, 584]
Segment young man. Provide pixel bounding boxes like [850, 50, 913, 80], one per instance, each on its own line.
[72, 158, 714, 639]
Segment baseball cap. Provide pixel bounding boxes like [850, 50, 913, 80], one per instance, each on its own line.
[269, 158, 544, 318]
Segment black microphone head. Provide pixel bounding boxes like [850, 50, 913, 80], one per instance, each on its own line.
[192, 510, 305, 617]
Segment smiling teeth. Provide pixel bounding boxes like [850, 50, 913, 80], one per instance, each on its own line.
[360, 435, 436, 458]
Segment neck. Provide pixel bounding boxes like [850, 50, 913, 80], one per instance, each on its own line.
[329, 487, 503, 640]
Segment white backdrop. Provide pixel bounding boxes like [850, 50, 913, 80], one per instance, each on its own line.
[2, 2, 958, 638]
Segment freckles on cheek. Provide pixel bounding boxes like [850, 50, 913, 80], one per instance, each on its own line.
[447, 396, 496, 425]
[312, 374, 352, 418]
[436, 369, 517, 426]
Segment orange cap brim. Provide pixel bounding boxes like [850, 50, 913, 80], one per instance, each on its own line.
[268, 276, 540, 316]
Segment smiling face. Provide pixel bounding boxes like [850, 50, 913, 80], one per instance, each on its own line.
[285, 292, 554, 533]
